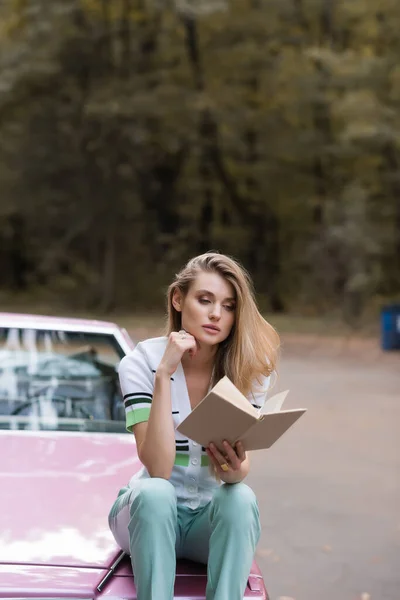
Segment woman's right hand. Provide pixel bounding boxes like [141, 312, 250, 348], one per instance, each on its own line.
[157, 331, 198, 376]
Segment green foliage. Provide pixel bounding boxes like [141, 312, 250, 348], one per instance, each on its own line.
[0, 0, 399, 319]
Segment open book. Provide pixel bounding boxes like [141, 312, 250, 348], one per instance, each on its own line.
[176, 376, 306, 452]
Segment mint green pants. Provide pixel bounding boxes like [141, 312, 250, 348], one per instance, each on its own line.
[108, 478, 261, 600]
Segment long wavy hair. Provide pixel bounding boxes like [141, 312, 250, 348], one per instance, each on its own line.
[165, 252, 280, 397]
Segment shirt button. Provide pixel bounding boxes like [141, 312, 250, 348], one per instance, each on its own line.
[188, 486, 196, 493]
[191, 458, 198, 465]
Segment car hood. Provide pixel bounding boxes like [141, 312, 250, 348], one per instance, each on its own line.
[0, 430, 139, 568]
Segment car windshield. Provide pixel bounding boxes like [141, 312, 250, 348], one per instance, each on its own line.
[0, 327, 128, 434]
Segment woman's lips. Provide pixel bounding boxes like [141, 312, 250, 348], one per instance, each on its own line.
[202, 325, 220, 334]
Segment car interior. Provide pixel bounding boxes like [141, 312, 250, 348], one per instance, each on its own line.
[0, 328, 127, 432]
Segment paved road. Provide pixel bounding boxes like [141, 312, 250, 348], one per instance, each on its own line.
[247, 336, 400, 600]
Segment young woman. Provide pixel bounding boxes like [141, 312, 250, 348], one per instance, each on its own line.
[108, 252, 280, 600]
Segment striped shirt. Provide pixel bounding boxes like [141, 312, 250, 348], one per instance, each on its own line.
[118, 336, 270, 509]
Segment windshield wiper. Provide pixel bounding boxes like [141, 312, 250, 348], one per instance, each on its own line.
[97, 550, 127, 592]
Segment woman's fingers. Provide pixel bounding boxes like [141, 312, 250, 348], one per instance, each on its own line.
[235, 441, 246, 462]
[208, 443, 231, 471]
[172, 331, 197, 357]
[206, 448, 225, 472]
[208, 441, 242, 471]
[159, 331, 199, 375]
[221, 440, 241, 470]
[207, 441, 246, 472]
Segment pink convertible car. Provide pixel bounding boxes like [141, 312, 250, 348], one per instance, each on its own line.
[0, 312, 269, 599]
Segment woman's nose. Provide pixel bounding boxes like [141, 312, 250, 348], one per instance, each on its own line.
[209, 305, 222, 320]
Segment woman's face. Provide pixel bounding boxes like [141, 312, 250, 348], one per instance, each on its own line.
[173, 270, 236, 347]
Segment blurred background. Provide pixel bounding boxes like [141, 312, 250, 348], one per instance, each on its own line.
[0, 0, 399, 328]
[0, 2, 399, 600]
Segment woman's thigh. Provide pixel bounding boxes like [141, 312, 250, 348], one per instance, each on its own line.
[108, 479, 181, 555]
[108, 485, 137, 553]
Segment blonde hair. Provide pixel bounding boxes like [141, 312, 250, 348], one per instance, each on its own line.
[165, 251, 280, 397]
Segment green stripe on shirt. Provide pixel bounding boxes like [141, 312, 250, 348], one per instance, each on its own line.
[174, 453, 190, 467]
[173, 454, 209, 467]
[126, 407, 151, 431]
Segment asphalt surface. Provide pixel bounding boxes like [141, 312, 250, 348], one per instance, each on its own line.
[246, 335, 400, 600]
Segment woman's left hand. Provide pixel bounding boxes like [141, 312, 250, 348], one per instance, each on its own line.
[206, 440, 248, 483]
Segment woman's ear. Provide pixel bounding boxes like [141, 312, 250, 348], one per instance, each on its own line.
[172, 289, 183, 312]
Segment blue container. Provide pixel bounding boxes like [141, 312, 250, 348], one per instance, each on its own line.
[381, 304, 400, 351]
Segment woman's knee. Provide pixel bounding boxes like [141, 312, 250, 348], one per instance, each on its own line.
[211, 483, 259, 523]
[130, 477, 177, 520]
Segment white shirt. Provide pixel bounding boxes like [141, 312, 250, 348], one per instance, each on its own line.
[118, 336, 270, 509]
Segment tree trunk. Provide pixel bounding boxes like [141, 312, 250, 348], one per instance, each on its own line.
[120, 0, 132, 77]
[99, 222, 116, 313]
[182, 15, 214, 252]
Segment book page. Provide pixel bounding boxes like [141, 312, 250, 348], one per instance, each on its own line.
[261, 390, 290, 415]
[237, 408, 306, 451]
[211, 376, 258, 418]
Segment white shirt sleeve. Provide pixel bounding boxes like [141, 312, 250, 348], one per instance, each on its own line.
[118, 343, 154, 432]
[247, 374, 272, 410]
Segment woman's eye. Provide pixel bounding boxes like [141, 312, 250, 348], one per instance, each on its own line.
[199, 298, 210, 304]
[224, 305, 235, 312]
